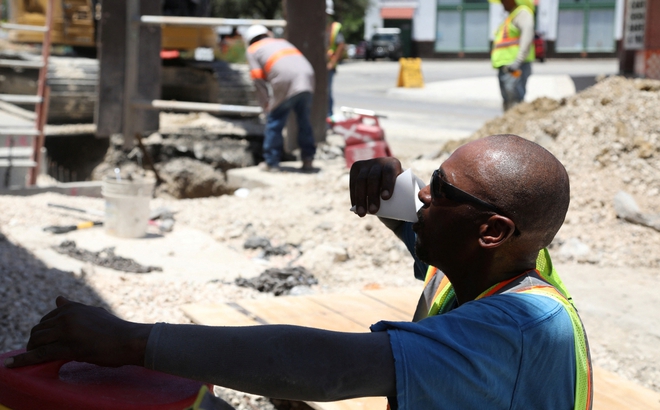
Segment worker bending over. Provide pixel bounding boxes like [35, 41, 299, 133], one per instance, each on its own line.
[6, 134, 592, 409]
[245, 25, 316, 172]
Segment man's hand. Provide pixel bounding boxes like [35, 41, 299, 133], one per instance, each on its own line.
[506, 62, 521, 73]
[349, 157, 403, 217]
[4, 296, 153, 369]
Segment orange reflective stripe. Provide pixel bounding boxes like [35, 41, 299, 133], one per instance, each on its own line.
[246, 37, 277, 54]
[424, 266, 438, 286]
[250, 68, 265, 80]
[264, 48, 303, 74]
[494, 40, 520, 49]
[432, 275, 450, 302]
[477, 270, 531, 299]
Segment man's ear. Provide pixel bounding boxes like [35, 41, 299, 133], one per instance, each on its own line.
[478, 215, 516, 248]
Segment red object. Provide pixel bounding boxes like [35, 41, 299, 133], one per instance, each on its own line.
[534, 33, 546, 62]
[380, 7, 414, 19]
[327, 111, 392, 168]
[344, 141, 392, 169]
[0, 349, 206, 410]
[160, 50, 180, 59]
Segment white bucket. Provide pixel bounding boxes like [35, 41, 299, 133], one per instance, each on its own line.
[102, 177, 156, 238]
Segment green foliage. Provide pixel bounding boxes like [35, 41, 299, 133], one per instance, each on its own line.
[210, 0, 369, 44]
[216, 38, 247, 63]
[333, 0, 369, 44]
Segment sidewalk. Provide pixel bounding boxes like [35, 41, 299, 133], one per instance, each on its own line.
[387, 74, 576, 108]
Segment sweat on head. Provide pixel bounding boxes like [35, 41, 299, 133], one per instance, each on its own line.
[461, 134, 570, 248]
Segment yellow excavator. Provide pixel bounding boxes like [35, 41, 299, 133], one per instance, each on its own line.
[1, 0, 255, 123]
[6, 0, 216, 52]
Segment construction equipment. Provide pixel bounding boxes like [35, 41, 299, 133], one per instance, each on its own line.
[0, 0, 53, 186]
[3, 0, 216, 56]
[43, 220, 102, 234]
[0, 0, 257, 124]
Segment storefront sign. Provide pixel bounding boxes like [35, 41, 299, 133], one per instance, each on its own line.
[624, 0, 647, 50]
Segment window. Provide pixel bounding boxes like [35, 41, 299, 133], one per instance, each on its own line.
[556, 0, 615, 53]
[436, 0, 490, 53]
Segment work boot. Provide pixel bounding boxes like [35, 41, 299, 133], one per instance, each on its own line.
[258, 162, 281, 173]
[301, 159, 314, 172]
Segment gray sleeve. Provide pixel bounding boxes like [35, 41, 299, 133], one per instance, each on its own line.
[511, 9, 535, 65]
[246, 51, 270, 110]
[143, 322, 396, 400]
[144, 323, 225, 382]
[253, 80, 270, 111]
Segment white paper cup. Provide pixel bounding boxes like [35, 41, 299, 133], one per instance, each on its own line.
[351, 169, 425, 223]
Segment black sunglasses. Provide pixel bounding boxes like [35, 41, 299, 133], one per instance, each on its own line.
[430, 169, 503, 212]
[431, 169, 521, 235]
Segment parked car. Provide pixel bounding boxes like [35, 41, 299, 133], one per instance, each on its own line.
[365, 28, 402, 61]
[353, 40, 367, 59]
[534, 32, 546, 62]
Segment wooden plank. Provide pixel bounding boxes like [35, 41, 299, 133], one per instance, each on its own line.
[180, 302, 261, 327]
[593, 367, 660, 410]
[307, 397, 387, 410]
[307, 292, 411, 327]
[235, 297, 366, 332]
[361, 287, 420, 318]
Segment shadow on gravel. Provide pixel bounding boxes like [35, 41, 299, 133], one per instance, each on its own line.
[0, 229, 110, 353]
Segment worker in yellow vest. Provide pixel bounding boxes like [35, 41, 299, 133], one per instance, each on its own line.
[492, 0, 536, 111]
[326, 0, 345, 118]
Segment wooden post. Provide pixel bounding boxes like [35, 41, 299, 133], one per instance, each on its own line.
[283, 0, 327, 155]
[96, 0, 160, 145]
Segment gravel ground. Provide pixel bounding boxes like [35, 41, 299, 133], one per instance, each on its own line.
[1, 76, 659, 405]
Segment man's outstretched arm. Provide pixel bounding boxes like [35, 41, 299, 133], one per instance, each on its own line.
[5, 297, 396, 402]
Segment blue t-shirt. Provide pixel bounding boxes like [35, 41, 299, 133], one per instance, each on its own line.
[375, 222, 577, 409]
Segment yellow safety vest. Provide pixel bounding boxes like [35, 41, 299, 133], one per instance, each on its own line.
[423, 249, 593, 410]
[491, 5, 535, 68]
[327, 22, 343, 59]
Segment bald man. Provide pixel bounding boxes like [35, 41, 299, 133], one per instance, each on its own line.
[6, 135, 592, 410]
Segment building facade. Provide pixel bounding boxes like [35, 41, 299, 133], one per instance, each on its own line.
[364, 0, 624, 59]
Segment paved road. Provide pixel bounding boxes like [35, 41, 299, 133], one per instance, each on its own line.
[331, 59, 619, 158]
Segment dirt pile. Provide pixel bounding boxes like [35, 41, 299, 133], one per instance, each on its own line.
[438, 76, 660, 268]
[439, 96, 563, 154]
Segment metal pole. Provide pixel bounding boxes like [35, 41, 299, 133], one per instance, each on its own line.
[139, 15, 286, 28]
[122, 0, 140, 150]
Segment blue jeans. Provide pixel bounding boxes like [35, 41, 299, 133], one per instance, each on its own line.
[327, 68, 336, 118]
[263, 92, 316, 167]
[498, 62, 531, 111]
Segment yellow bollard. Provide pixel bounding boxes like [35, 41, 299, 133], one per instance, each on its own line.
[397, 58, 424, 88]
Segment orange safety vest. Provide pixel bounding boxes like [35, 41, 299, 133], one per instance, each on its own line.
[247, 38, 303, 81]
[421, 250, 593, 410]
